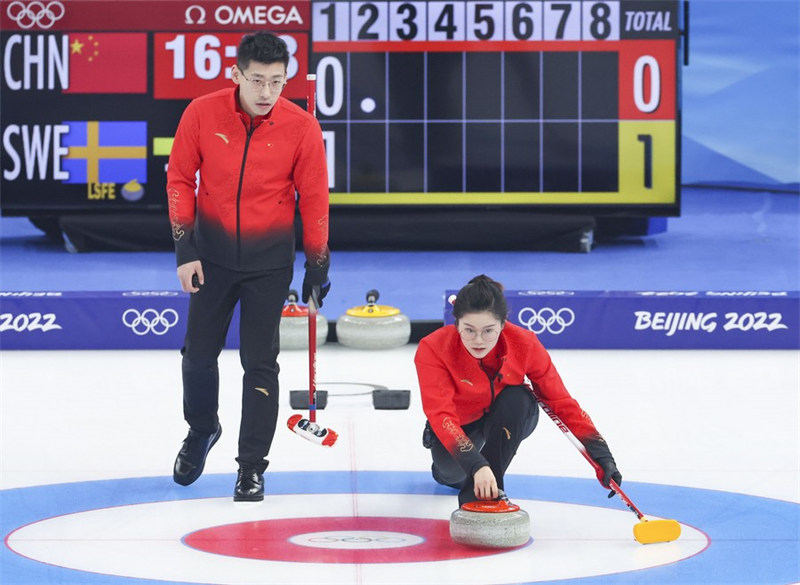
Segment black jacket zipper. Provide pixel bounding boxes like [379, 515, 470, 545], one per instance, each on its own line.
[481, 357, 505, 412]
[235, 120, 256, 266]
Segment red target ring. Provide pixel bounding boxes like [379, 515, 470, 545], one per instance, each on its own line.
[184, 516, 528, 563]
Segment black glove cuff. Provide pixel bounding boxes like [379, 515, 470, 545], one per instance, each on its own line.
[584, 437, 614, 463]
[303, 261, 329, 286]
[467, 457, 491, 478]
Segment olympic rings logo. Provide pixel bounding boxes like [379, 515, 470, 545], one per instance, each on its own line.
[122, 308, 179, 336]
[6, 1, 64, 29]
[518, 307, 575, 335]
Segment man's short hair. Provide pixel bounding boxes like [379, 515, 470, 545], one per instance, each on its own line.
[237, 32, 289, 71]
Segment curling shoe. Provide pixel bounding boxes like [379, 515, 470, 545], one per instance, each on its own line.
[173, 424, 222, 486]
[234, 465, 264, 502]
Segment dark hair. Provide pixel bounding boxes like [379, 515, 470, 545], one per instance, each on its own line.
[237, 32, 289, 71]
[453, 275, 507, 324]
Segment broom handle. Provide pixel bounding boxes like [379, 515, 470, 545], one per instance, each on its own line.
[305, 72, 318, 423]
[308, 294, 317, 424]
[306, 73, 316, 116]
[537, 399, 646, 521]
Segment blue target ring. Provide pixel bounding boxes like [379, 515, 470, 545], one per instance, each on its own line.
[1, 471, 798, 585]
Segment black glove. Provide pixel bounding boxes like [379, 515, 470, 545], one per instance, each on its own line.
[585, 438, 622, 498]
[302, 262, 330, 308]
[595, 457, 623, 498]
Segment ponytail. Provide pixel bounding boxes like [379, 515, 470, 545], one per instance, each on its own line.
[452, 275, 508, 324]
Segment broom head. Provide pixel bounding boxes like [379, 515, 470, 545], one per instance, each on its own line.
[633, 517, 682, 544]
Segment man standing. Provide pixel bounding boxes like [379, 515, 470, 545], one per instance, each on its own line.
[167, 32, 330, 501]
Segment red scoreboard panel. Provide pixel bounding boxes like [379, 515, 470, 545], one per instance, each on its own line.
[1, 0, 681, 216]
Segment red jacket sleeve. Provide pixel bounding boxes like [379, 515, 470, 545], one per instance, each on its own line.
[166, 102, 201, 267]
[293, 118, 330, 271]
[415, 331, 491, 476]
[514, 326, 613, 458]
[523, 334, 602, 441]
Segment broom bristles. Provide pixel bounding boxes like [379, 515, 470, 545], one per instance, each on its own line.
[288, 414, 338, 447]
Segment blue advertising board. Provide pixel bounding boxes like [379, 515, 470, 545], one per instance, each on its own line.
[0, 291, 233, 350]
[1, 289, 798, 350]
[444, 290, 800, 350]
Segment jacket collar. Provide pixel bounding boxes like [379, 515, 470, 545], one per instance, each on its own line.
[231, 87, 281, 127]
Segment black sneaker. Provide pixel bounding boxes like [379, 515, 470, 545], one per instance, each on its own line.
[173, 424, 222, 486]
[234, 465, 264, 502]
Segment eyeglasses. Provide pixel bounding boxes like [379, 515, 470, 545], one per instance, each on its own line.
[239, 69, 286, 93]
[458, 326, 501, 342]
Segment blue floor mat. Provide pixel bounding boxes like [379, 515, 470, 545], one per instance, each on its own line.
[1, 187, 798, 321]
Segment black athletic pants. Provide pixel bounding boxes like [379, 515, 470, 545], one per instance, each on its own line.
[181, 260, 293, 473]
[429, 385, 539, 504]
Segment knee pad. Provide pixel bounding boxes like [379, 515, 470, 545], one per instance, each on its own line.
[432, 463, 467, 489]
[493, 386, 536, 418]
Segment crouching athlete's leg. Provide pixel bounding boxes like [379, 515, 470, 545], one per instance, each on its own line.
[479, 385, 539, 492]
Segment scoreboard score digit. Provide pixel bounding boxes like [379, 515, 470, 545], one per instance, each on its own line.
[0, 0, 681, 218]
[310, 0, 680, 208]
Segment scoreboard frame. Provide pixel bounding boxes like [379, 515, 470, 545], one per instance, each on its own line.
[1, 0, 684, 220]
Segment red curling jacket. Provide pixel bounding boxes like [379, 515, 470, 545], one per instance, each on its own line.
[167, 88, 329, 272]
[415, 322, 609, 475]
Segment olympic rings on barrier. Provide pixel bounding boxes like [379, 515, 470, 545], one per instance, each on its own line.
[517, 307, 576, 335]
[6, 1, 64, 29]
[122, 308, 179, 336]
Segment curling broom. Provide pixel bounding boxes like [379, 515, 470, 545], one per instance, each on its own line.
[287, 74, 338, 447]
[538, 399, 681, 544]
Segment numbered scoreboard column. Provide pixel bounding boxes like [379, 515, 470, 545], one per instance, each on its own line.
[617, 38, 677, 203]
[310, 0, 679, 207]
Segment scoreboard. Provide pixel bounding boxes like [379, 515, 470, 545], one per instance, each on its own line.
[1, 0, 682, 216]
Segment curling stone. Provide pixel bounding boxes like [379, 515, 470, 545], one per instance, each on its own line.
[120, 179, 144, 202]
[450, 493, 530, 548]
[336, 290, 410, 350]
[279, 290, 328, 350]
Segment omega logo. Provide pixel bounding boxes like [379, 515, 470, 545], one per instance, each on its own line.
[184, 4, 303, 26]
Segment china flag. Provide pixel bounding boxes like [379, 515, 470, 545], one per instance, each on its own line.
[64, 33, 147, 94]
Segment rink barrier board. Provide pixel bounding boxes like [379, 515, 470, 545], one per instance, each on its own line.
[444, 290, 800, 350]
[0, 290, 798, 350]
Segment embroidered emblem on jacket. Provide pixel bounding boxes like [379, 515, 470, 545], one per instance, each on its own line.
[214, 133, 229, 144]
[443, 417, 473, 452]
[167, 188, 184, 241]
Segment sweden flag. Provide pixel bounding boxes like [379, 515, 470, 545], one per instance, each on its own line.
[61, 121, 147, 185]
